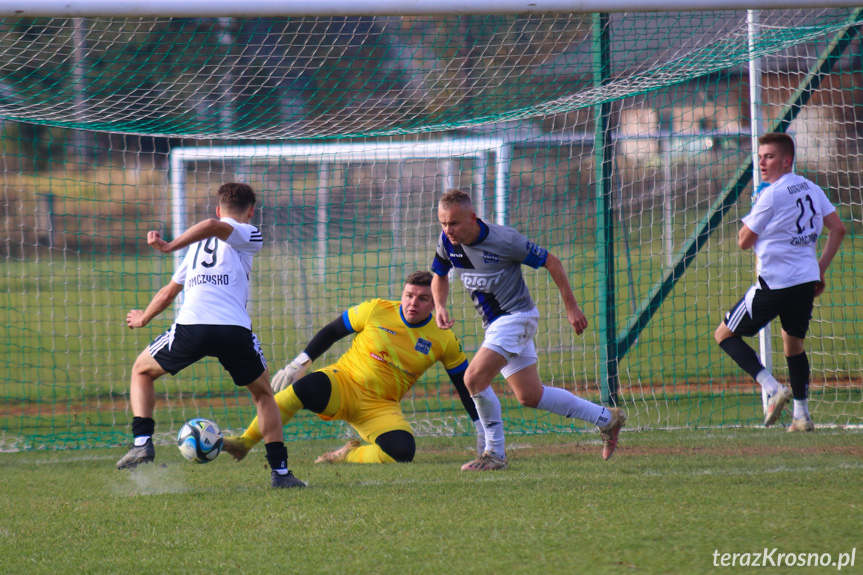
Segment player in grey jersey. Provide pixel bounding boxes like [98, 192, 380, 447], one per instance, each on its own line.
[431, 189, 626, 470]
[714, 133, 845, 432]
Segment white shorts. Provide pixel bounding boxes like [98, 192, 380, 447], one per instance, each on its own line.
[481, 308, 539, 379]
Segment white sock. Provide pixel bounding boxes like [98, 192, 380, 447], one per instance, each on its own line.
[536, 386, 609, 427]
[472, 418, 486, 456]
[755, 369, 781, 411]
[133, 435, 151, 447]
[472, 387, 505, 458]
[793, 399, 810, 420]
[755, 369, 781, 395]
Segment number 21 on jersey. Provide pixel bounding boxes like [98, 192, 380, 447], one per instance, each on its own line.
[795, 195, 817, 234]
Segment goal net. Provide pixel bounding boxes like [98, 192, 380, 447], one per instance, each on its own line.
[2, 8, 862, 450]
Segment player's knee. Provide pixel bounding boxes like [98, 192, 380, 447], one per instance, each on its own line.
[245, 377, 274, 401]
[463, 370, 477, 393]
[519, 397, 540, 409]
[384, 445, 415, 463]
[513, 388, 541, 408]
[782, 336, 805, 357]
[382, 442, 415, 463]
[714, 323, 731, 345]
[463, 370, 489, 395]
[131, 356, 147, 376]
[291, 372, 332, 413]
[132, 351, 163, 380]
[376, 431, 416, 463]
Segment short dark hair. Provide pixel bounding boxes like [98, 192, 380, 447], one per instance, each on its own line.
[439, 188, 473, 210]
[218, 182, 257, 212]
[405, 271, 433, 287]
[758, 133, 795, 161]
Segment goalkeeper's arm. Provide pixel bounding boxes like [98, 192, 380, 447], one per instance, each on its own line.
[271, 316, 352, 392]
[447, 367, 486, 456]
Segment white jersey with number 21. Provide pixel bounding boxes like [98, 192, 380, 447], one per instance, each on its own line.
[742, 172, 836, 290]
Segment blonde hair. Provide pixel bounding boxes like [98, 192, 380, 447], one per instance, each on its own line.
[439, 189, 473, 210]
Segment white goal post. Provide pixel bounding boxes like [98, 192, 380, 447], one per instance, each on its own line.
[169, 139, 511, 276]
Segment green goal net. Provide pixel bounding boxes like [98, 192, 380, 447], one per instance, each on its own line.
[2, 9, 862, 451]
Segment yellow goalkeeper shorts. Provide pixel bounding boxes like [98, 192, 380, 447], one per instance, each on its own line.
[315, 366, 414, 443]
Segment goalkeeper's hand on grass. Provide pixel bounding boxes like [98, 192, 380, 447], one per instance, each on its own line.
[473, 418, 486, 456]
[271, 352, 312, 393]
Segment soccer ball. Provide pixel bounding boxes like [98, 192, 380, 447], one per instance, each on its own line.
[177, 418, 224, 463]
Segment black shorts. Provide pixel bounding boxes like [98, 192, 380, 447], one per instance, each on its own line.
[723, 278, 816, 339]
[148, 324, 267, 386]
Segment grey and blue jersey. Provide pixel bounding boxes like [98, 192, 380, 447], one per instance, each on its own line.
[432, 219, 548, 327]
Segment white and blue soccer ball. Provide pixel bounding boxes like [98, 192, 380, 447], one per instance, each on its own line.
[177, 418, 224, 464]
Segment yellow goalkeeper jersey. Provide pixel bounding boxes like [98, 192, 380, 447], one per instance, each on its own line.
[334, 299, 468, 402]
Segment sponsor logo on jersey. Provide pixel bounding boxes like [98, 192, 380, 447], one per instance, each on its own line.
[483, 251, 500, 263]
[377, 326, 397, 335]
[786, 182, 810, 195]
[449, 252, 465, 258]
[415, 338, 432, 354]
[369, 351, 417, 377]
[459, 271, 504, 289]
[790, 233, 819, 246]
[186, 274, 230, 288]
[370, 351, 388, 363]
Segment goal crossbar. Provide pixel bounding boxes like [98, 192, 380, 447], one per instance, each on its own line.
[169, 139, 512, 272]
[7, 0, 863, 17]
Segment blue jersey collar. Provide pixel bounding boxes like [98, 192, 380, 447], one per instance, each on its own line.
[468, 218, 490, 246]
[400, 306, 433, 328]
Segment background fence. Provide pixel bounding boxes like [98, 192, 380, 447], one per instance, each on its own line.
[2, 9, 862, 450]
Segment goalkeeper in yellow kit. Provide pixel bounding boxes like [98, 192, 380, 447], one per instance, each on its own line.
[223, 271, 489, 465]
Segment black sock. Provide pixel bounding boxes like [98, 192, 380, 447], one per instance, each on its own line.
[131, 416, 155, 439]
[719, 336, 765, 380]
[265, 442, 288, 473]
[786, 352, 809, 400]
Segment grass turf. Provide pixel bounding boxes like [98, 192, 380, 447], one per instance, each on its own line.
[1, 428, 861, 574]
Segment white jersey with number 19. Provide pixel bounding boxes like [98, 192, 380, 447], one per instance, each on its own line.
[171, 217, 263, 328]
[743, 172, 836, 290]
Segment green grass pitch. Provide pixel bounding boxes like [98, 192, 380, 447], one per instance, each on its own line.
[2, 428, 860, 574]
